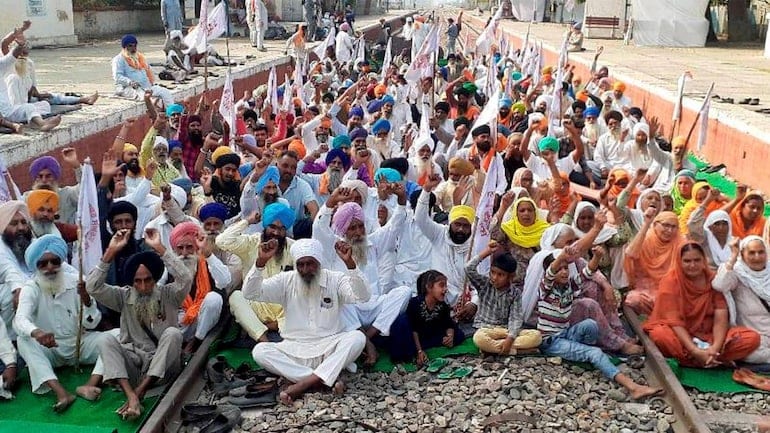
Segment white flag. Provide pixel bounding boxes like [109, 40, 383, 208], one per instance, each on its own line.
[0, 155, 17, 203]
[404, 23, 440, 82]
[476, 6, 503, 54]
[185, 1, 227, 54]
[267, 66, 278, 115]
[282, 74, 292, 113]
[697, 83, 714, 152]
[672, 71, 693, 122]
[74, 160, 102, 273]
[313, 26, 335, 60]
[381, 37, 392, 80]
[472, 153, 505, 274]
[355, 36, 366, 65]
[463, 91, 500, 149]
[293, 63, 307, 110]
[219, 68, 235, 139]
[548, 33, 570, 137]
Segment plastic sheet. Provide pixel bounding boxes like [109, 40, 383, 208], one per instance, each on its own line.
[631, 0, 710, 47]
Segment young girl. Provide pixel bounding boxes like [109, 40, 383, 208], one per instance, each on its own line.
[387, 270, 463, 365]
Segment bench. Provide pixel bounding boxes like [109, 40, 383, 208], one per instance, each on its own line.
[584, 16, 621, 39]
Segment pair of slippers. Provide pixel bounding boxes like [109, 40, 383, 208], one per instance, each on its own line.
[733, 368, 770, 391]
[425, 358, 473, 379]
[739, 98, 761, 106]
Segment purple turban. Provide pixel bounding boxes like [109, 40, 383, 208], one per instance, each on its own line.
[30, 156, 61, 180]
[332, 202, 365, 237]
[199, 202, 229, 222]
[350, 106, 364, 119]
[350, 127, 368, 141]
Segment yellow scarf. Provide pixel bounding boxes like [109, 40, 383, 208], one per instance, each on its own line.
[122, 49, 154, 85]
[501, 197, 551, 248]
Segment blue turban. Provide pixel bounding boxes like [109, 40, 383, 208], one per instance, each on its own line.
[166, 103, 184, 117]
[374, 168, 401, 184]
[342, 79, 355, 88]
[350, 127, 368, 141]
[262, 203, 296, 229]
[499, 96, 513, 109]
[380, 94, 395, 106]
[121, 34, 138, 48]
[25, 234, 68, 270]
[239, 162, 254, 178]
[332, 134, 351, 149]
[168, 139, 183, 151]
[171, 177, 193, 194]
[277, 86, 285, 99]
[367, 99, 383, 114]
[512, 71, 523, 81]
[371, 118, 391, 134]
[326, 148, 351, 169]
[199, 202, 229, 222]
[29, 156, 61, 180]
[584, 106, 600, 118]
[350, 106, 364, 118]
[255, 165, 280, 193]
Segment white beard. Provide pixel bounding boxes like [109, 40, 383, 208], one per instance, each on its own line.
[181, 255, 199, 274]
[348, 236, 368, 266]
[35, 270, 65, 297]
[30, 220, 56, 237]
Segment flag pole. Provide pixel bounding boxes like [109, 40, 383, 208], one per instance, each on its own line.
[685, 82, 715, 145]
[75, 217, 84, 372]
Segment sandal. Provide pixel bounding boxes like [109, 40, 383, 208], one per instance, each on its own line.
[750, 98, 760, 106]
[426, 358, 449, 373]
[739, 98, 751, 105]
[437, 366, 474, 380]
[626, 355, 646, 369]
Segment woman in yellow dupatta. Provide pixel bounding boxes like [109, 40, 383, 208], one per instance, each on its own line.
[496, 197, 551, 285]
[678, 182, 723, 235]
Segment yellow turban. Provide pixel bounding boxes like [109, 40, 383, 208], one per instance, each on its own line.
[613, 81, 626, 92]
[27, 189, 59, 213]
[449, 205, 475, 224]
[448, 157, 475, 176]
[542, 66, 554, 75]
[123, 143, 138, 154]
[211, 146, 232, 165]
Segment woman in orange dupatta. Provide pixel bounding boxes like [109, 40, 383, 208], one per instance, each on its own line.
[644, 242, 760, 367]
[606, 169, 638, 209]
[623, 210, 682, 314]
[727, 189, 766, 238]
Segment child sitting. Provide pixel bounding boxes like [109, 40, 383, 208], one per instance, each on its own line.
[538, 246, 663, 400]
[467, 241, 543, 355]
[386, 270, 464, 365]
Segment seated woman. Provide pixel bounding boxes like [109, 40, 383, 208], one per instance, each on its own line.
[713, 236, 770, 363]
[688, 203, 733, 270]
[524, 221, 642, 355]
[538, 247, 662, 400]
[493, 196, 551, 286]
[386, 270, 463, 365]
[624, 210, 682, 315]
[679, 182, 724, 235]
[670, 169, 695, 215]
[645, 242, 760, 367]
[725, 188, 766, 239]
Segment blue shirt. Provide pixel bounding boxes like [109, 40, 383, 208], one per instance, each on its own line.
[280, 176, 317, 221]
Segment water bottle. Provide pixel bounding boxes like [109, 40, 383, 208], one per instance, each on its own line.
[693, 337, 710, 350]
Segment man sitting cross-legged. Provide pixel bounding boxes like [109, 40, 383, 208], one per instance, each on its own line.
[13, 235, 103, 412]
[81, 227, 192, 420]
[244, 238, 370, 404]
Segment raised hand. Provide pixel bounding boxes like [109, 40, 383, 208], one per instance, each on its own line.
[334, 240, 355, 268]
[196, 233, 213, 258]
[108, 228, 131, 253]
[145, 159, 158, 180]
[500, 191, 516, 211]
[257, 238, 279, 264]
[594, 208, 609, 227]
[422, 174, 442, 193]
[648, 116, 660, 138]
[328, 187, 352, 208]
[61, 147, 79, 168]
[643, 206, 657, 222]
[144, 228, 164, 253]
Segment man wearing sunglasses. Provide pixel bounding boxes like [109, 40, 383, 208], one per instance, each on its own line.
[13, 234, 103, 412]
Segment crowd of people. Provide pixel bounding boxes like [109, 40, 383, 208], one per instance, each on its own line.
[1, 7, 770, 420]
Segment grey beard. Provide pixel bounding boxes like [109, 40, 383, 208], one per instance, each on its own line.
[328, 169, 343, 192]
[132, 290, 162, 325]
[349, 237, 368, 266]
[35, 270, 64, 297]
[30, 220, 55, 237]
[181, 255, 199, 274]
[299, 273, 320, 291]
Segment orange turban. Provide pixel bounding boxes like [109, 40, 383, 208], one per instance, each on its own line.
[576, 90, 589, 102]
[542, 73, 553, 83]
[289, 139, 307, 159]
[293, 97, 303, 108]
[613, 81, 626, 92]
[672, 136, 687, 148]
[542, 66, 554, 75]
[374, 84, 387, 97]
[27, 190, 59, 213]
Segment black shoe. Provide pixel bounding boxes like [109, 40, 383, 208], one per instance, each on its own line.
[181, 403, 218, 425]
[702, 163, 725, 174]
[206, 355, 233, 384]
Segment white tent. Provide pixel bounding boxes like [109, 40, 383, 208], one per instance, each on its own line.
[631, 0, 710, 47]
[510, 0, 546, 22]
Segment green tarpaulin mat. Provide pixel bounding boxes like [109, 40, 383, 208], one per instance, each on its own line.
[687, 153, 770, 216]
[666, 358, 769, 394]
[0, 367, 158, 433]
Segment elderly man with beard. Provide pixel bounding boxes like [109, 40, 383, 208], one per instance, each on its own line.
[407, 134, 443, 185]
[219, 203, 296, 343]
[621, 117, 668, 176]
[198, 202, 242, 291]
[313, 185, 411, 366]
[26, 190, 77, 241]
[0, 201, 34, 335]
[84, 228, 191, 420]
[300, 148, 351, 205]
[418, 175, 480, 321]
[201, 149, 242, 219]
[592, 110, 629, 181]
[245, 237, 369, 404]
[169, 222, 227, 353]
[112, 35, 173, 106]
[13, 235, 103, 412]
[27, 152, 80, 224]
[369, 119, 400, 161]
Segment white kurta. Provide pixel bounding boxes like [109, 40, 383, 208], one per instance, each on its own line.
[335, 31, 354, 63]
[0, 242, 32, 340]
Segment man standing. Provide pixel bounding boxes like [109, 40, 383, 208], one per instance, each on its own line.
[245, 238, 369, 404]
[246, 0, 268, 52]
[14, 235, 103, 412]
[335, 23, 354, 64]
[446, 14, 460, 56]
[84, 228, 191, 420]
[161, 0, 184, 35]
[112, 34, 174, 106]
[303, 0, 317, 42]
[169, 222, 227, 353]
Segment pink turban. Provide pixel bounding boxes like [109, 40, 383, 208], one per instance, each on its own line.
[169, 221, 201, 249]
[332, 202, 365, 237]
[0, 201, 30, 233]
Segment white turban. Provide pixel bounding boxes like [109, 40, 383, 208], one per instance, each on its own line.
[535, 95, 552, 110]
[528, 112, 545, 128]
[154, 136, 169, 150]
[169, 183, 187, 209]
[339, 179, 369, 205]
[169, 30, 183, 40]
[290, 238, 325, 265]
[414, 135, 435, 152]
[632, 122, 649, 138]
